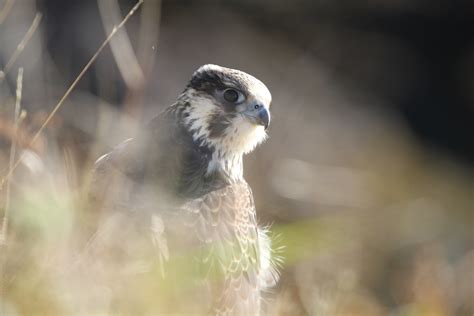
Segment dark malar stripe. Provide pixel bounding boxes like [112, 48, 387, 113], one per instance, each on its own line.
[208, 112, 234, 138]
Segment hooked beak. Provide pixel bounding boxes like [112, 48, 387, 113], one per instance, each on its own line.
[244, 104, 271, 130]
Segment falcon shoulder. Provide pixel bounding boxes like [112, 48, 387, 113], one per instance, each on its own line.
[88, 104, 223, 214]
[89, 106, 181, 212]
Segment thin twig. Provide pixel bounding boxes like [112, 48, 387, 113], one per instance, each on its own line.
[98, 0, 145, 89]
[0, 13, 42, 81]
[0, 67, 22, 245]
[0, 0, 144, 189]
[137, 0, 161, 73]
[0, 0, 15, 25]
[0, 67, 22, 307]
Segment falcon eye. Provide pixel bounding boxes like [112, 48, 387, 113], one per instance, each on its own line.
[223, 88, 243, 103]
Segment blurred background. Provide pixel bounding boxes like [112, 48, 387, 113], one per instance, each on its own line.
[0, 0, 473, 315]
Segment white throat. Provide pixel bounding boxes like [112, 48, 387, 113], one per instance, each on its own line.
[206, 150, 243, 182]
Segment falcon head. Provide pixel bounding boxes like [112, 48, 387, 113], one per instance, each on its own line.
[179, 64, 272, 156]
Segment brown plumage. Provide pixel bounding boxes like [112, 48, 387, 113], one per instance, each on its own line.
[87, 64, 278, 315]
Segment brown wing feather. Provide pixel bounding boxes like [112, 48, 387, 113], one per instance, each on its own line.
[88, 138, 138, 212]
[182, 180, 265, 315]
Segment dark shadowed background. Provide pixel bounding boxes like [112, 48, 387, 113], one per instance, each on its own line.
[1, 0, 473, 315]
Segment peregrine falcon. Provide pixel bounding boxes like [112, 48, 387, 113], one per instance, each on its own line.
[88, 64, 279, 315]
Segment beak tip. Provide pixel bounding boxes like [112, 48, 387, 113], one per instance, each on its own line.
[258, 108, 270, 130]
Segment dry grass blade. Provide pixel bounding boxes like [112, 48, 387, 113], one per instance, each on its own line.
[98, 0, 145, 90]
[0, 0, 144, 189]
[0, 12, 41, 81]
[0, 67, 23, 245]
[137, 0, 161, 77]
[0, 67, 23, 307]
[0, 0, 15, 25]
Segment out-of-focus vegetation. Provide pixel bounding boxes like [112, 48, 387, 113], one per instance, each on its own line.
[1, 0, 473, 315]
